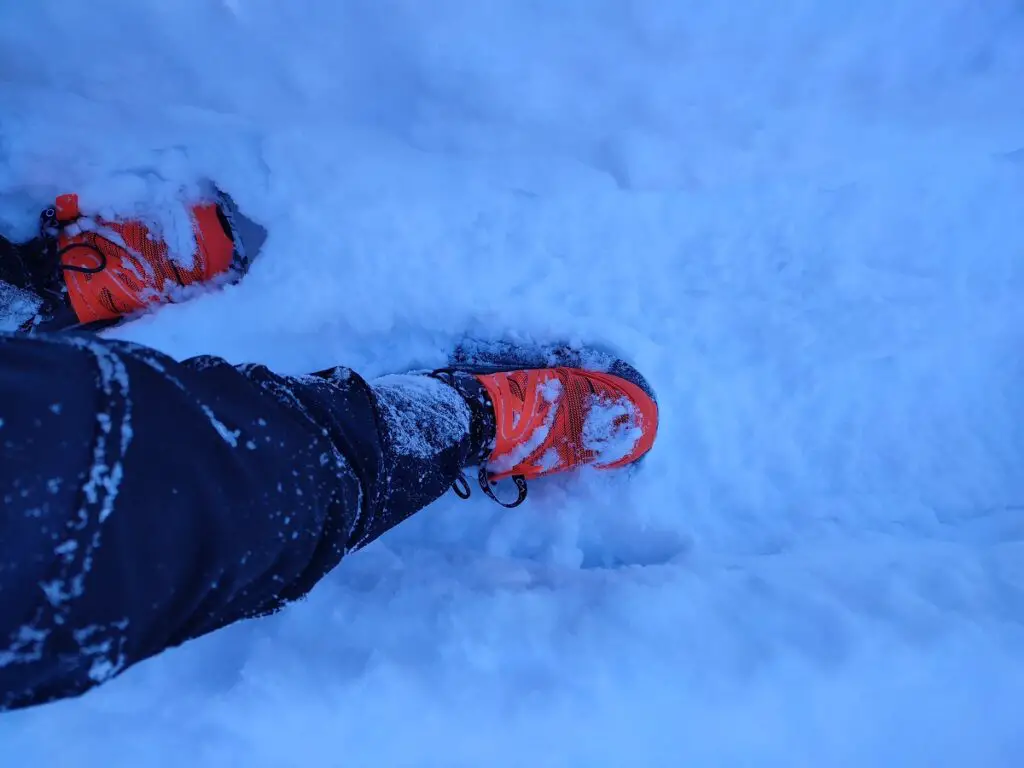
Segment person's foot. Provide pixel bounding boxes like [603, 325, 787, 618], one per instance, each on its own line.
[437, 350, 658, 506]
[8, 188, 264, 332]
[48, 192, 251, 330]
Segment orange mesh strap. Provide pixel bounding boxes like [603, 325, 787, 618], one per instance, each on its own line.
[62, 226, 155, 324]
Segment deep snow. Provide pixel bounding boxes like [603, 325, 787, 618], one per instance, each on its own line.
[2, 0, 1024, 765]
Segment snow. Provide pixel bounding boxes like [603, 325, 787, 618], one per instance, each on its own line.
[0, 282, 39, 332]
[372, 374, 471, 459]
[583, 394, 644, 467]
[1, 0, 1024, 765]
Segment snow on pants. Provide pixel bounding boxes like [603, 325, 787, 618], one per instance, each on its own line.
[0, 332, 475, 710]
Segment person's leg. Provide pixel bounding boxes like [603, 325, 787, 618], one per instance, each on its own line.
[0, 332, 658, 711]
[0, 332, 492, 710]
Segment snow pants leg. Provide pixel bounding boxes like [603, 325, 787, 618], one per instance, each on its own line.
[0, 332, 479, 710]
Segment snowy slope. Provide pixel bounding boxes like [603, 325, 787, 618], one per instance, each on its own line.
[2, 1, 1024, 765]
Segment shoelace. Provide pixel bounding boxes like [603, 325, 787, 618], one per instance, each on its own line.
[38, 206, 109, 276]
[13, 208, 87, 332]
[429, 367, 529, 508]
[453, 467, 529, 509]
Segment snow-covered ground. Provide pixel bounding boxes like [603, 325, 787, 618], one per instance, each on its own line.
[2, 1, 1024, 764]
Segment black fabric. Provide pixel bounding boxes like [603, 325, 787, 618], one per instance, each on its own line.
[0, 235, 39, 291]
[0, 234, 70, 331]
[0, 333, 477, 710]
[430, 369, 496, 465]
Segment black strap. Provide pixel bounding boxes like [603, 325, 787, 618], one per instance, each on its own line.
[477, 466, 528, 509]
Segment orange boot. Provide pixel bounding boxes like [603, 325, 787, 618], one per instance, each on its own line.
[11, 189, 263, 333]
[438, 345, 658, 507]
[51, 192, 253, 330]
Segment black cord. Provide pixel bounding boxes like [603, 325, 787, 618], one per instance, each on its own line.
[57, 240, 108, 275]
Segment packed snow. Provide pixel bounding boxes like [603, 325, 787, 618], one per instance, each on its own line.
[584, 394, 644, 468]
[2, 0, 1024, 765]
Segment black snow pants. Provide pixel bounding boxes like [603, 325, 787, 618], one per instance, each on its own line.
[0, 235, 45, 293]
[0, 332, 481, 711]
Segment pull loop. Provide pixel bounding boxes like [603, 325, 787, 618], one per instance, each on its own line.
[451, 472, 472, 500]
[477, 466, 528, 508]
